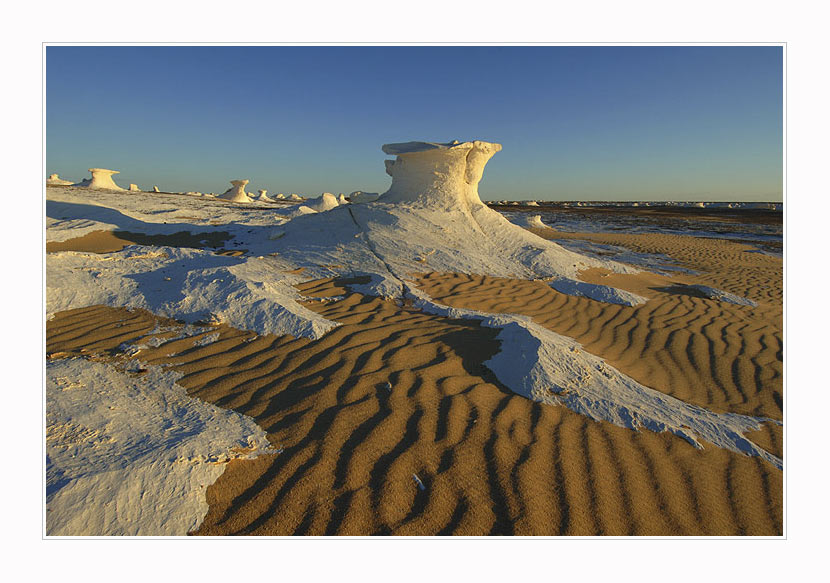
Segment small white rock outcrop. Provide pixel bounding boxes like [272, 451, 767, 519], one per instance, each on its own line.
[129, 184, 141, 191]
[47, 174, 74, 186]
[258, 189, 269, 200]
[153, 186, 160, 193]
[305, 192, 340, 212]
[349, 191, 380, 204]
[218, 179, 252, 203]
[517, 214, 549, 229]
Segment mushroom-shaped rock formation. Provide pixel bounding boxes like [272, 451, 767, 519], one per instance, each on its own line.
[129, 184, 141, 192]
[258, 189, 269, 200]
[218, 180, 252, 203]
[379, 140, 502, 211]
[47, 174, 74, 186]
[79, 168, 125, 191]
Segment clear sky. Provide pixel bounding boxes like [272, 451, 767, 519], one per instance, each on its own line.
[46, 45, 783, 201]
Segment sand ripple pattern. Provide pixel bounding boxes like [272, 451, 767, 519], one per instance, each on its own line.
[417, 234, 782, 427]
[47, 277, 782, 535]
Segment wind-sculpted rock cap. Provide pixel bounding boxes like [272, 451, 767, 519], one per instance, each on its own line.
[381, 139, 501, 156]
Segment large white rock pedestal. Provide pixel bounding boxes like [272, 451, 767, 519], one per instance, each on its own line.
[379, 140, 502, 211]
[364, 139, 620, 281]
[218, 179, 252, 203]
[79, 168, 125, 190]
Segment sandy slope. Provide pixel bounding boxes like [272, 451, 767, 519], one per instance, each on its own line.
[47, 246, 782, 535]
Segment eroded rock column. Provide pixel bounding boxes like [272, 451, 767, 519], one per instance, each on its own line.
[379, 140, 502, 210]
[86, 168, 125, 190]
[218, 179, 251, 203]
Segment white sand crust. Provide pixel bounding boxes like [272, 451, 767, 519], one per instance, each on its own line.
[548, 277, 648, 306]
[46, 358, 276, 535]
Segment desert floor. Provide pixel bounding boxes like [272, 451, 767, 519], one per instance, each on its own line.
[46, 225, 782, 536]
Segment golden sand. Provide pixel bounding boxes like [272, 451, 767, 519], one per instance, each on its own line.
[46, 229, 233, 254]
[46, 227, 783, 536]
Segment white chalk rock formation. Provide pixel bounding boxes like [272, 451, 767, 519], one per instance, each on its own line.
[349, 191, 380, 204]
[287, 193, 304, 201]
[153, 186, 160, 193]
[79, 168, 125, 191]
[258, 189, 269, 200]
[47, 174, 74, 186]
[338, 193, 349, 204]
[274, 193, 286, 199]
[218, 179, 252, 203]
[517, 214, 549, 229]
[379, 140, 502, 211]
[306, 192, 340, 213]
[129, 184, 141, 192]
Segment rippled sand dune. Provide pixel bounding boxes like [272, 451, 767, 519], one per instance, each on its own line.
[46, 228, 783, 536]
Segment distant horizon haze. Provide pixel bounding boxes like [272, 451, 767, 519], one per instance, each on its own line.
[46, 45, 783, 202]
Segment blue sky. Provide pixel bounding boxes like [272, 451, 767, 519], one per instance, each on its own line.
[46, 45, 783, 201]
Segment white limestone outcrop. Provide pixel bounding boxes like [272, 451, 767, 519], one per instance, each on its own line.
[379, 140, 502, 211]
[258, 189, 269, 200]
[79, 168, 125, 191]
[349, 191, 380, 204]
[517, 214, 549, 229]
[218, 179, 252, 203]
[47, 174, 74, 186]
[305, 192, 340, 212]
[129, 184, 141, 191]
[153, 186, 160, 193]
